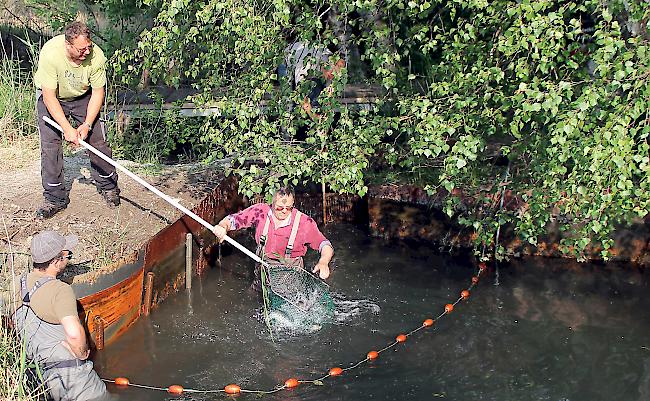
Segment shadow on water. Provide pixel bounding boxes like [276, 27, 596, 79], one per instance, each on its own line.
[94, 223, 650, 401]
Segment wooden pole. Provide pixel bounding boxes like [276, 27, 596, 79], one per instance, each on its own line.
[185, 233, 192, 289]
[143, 272, 154, 316]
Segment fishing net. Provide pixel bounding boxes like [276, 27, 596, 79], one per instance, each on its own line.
[262, 264, 335, 327]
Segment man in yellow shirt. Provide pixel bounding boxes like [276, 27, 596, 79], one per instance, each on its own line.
[34, 21, 120, 219]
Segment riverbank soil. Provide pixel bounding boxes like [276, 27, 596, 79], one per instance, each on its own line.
[0, 147, 223, 289]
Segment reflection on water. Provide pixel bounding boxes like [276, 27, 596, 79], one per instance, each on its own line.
[94, 224, 650, 401]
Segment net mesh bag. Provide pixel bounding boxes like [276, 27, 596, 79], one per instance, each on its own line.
[263, 264, 335, 326]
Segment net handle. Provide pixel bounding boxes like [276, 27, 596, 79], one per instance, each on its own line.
[43, 115, 267, 267]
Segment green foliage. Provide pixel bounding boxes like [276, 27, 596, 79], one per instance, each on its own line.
[109, 99, 208, 164]
[0, 56, 36, 144]
[118, 0, 648, 261]
[26, 0, 160, 54]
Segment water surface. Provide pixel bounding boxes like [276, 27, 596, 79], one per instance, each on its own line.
[94, 224, 650, 401]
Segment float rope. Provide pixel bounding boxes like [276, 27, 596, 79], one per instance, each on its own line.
[102, 262, 489, 396]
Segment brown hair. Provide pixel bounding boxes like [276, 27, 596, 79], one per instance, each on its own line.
[274, 186, 295, 200]
[65, 21, 91, 42]
[32, 251, 65, 270]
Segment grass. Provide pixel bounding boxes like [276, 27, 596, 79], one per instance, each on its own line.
[1, 220, 44, 400]
[89, 209, 132, 270]
[1, 300, 48, 401]
[0, 37, 40, 171]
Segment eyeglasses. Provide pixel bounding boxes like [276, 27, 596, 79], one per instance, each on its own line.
[68, 42, 92, 54]
[274, 205, 294, 212]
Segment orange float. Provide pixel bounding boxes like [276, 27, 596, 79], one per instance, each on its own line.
[423, 318, 435, 327]
[114, 377, 129, 386]
[329, 367, 343, 376]
[461, 290, 470, 299]
[224, 384, 241, 394]
[167, 385, 184, 395]
[396, 334, 407, 343]
[285, 378, 299, 388]
[367, 350, 379, 360]
[445, 304, 454, 313]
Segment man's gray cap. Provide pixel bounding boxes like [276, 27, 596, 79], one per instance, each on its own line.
[31, 231, 78, 263]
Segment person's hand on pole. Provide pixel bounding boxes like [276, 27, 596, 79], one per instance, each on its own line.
[212, 225, 227, 243]
[63, 126, 80, 145]
[77, 122, 91, 141]
[211, 218, 231, 244]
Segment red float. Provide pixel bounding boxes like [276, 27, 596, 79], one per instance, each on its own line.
[329, 367, 343, 376]
[445, 304, 454, 313]
[285, 378, 299, 388]
[367, 351, 379, 360]
[461, 290, 470, 299]
[471, 276, 479, 284]
[114, 377, 129, 386]
[167, 385, 184, 395]
[225, 384, 241, 394]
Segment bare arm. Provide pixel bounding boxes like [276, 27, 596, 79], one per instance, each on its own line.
[42, 88, 78, 144]
[60, 315, 90, 360]
[313, 244, 334, 279]
[77, 86, 105, 141]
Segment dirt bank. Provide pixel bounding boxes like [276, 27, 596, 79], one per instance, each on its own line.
[0, 148, 224, 289]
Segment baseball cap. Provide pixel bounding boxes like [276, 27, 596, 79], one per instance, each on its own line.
[31, 231, 78, 263]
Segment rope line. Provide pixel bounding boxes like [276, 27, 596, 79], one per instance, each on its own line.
[101, 263, 489, 396]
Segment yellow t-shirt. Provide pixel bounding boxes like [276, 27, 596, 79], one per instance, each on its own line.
[34, 34, 107, 101]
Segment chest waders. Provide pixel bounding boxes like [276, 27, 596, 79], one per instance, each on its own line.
[251, 211, 304, 291]
[13, 275, 108, 401]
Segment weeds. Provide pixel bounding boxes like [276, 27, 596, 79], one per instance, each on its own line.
[0, 33, 39, 170]
[0, 313, 47, 401]
[1, 217, 44, 400]
[89, 209, 131, 270]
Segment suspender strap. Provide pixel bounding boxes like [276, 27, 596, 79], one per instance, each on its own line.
[21, 275, 55, 304]
[258, 214, 271, 257]
[43, 359, 88, 370]
[285, 211, 302, 259]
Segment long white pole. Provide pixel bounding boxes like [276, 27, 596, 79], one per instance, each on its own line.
[42, 115, 265, 266]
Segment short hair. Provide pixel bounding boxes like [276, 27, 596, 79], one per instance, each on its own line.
[33, 251, 65, 270]
[65, 21, 91, 42]
[274, 186, 295, 200]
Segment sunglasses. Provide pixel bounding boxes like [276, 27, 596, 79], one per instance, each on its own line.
[274, 205, 294, 212]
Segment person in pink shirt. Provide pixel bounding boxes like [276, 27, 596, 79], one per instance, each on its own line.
[212, 186, 334, 291]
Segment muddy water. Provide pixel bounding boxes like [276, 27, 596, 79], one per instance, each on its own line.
[94, 224, 650, 401]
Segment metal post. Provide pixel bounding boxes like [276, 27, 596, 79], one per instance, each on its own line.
[143, 272, 154, 316]
[186, 233, 192, 289]
[322, 180, 327, 225]
[94, 316, 105, 350]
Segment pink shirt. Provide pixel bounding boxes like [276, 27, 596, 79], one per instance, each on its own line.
[227, 203, 331, 259]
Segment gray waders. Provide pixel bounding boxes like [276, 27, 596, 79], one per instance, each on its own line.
[13, 275, 109, 401]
